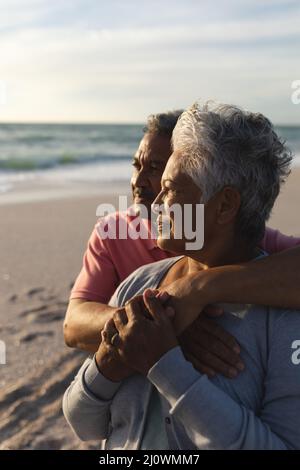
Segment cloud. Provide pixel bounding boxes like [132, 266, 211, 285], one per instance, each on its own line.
[0, 0, 299, 123]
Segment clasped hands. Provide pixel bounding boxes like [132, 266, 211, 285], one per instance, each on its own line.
[96, 283, 244, 383]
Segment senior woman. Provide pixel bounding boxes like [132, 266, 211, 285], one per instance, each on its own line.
[63, 102, 300, 450]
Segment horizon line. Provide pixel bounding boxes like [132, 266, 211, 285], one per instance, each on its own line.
[0, 120, 298, 127]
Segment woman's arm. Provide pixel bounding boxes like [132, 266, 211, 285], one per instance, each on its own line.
[63, 356, 120, 441]
[148, 346, 294, 449]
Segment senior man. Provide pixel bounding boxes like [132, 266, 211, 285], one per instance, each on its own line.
[63, 102, 300, 449]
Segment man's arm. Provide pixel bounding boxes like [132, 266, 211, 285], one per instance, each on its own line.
[64, 299, 116, 353]
[203, 244, 300, 310]
[163, 245, 300, 331]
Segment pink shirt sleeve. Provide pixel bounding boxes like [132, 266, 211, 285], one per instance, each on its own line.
[260, 227, 300, 254]
[70, 223, 119, 304]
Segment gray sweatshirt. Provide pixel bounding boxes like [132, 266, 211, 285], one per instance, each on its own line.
[63, 256, 300, 450]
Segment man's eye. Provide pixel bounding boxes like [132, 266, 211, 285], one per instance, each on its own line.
[150, 166, 159, 172]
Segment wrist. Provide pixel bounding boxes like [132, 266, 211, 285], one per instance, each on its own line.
[196, 265, 244, 304]
[143, 340, 179, 376]
[95, 350, 123, 383]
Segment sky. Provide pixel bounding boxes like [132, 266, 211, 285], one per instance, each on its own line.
[0, 0, 300, 124]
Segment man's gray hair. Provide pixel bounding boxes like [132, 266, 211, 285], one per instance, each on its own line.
[172, 101, 293, 245]
[144, 110, 183, 137]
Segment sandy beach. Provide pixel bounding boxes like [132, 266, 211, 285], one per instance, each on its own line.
[0, 169, 300, 449]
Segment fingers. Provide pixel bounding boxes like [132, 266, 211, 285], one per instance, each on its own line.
[113, 308, 128, 331]
[183, 350, 216, 378]
[196, 316, 241, 354]
[143, 289, 166, 322]
[193, 331, 244, 375]
[102, 318, 118, 347]
[103, 318, 118, 337]
[180, 319, 244, 378]
[183, 344, 239, 379]
[125, 296, 143, 323]
[156, 290, 171, 304]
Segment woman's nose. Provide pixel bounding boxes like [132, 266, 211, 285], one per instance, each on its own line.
[151, 190, 164, 213]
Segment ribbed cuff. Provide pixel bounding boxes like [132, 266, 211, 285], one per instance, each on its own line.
[83, 355, 122, 401]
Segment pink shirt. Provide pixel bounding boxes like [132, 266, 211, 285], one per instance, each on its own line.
[260, 227, 300, 253]
[70, 210, 174, 303]
[70, 213, 300, 303]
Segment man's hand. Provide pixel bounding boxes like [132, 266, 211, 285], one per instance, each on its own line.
[110, 291, 178, 376]
[158, 276, 245, 378]
[179, 315, 244, 378]
[95, 311, 135, 382]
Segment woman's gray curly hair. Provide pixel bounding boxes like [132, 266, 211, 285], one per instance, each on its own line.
[172, 101, 293, 245]
[144, 110, 183, 137]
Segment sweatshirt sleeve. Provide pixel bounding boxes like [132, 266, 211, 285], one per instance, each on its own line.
[148, 346, 291, 450]
[62, 356, 121, 441]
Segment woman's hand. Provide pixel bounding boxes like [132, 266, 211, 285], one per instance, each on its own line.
[95, 311, 135, 382]
[109, 292, 178, 376]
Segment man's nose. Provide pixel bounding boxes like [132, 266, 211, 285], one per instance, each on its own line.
[133, 168, 148, 187]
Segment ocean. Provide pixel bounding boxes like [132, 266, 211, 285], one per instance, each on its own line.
[0, 123, 299, 194]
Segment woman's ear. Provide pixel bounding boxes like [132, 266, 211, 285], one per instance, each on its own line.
[216, 186, 241, 225]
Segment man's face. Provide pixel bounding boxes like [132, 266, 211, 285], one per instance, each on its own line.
[131, 132, 172, 215]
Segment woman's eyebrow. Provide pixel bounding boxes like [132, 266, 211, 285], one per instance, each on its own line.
[162, 177, 179, 186]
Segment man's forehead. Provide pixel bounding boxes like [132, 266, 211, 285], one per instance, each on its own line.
[135, 134, 171, 161]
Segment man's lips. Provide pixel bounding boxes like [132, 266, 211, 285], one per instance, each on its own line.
[133, 189, 155, 202]
[134, 195, 150, 201]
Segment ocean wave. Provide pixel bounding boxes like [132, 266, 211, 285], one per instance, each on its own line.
[0, 153, 133, 171]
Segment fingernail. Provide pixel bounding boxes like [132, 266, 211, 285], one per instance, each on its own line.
[229, 368, 238, 378]
[237, 362, 245, 371]
[233, 345, 240, 354]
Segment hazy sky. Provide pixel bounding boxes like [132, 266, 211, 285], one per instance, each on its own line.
[0, 0, 300, 124]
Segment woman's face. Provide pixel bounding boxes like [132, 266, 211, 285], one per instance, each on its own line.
[152, 151, 207, 254]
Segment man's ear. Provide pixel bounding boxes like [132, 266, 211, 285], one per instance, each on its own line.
[216, 186, 241, 225]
